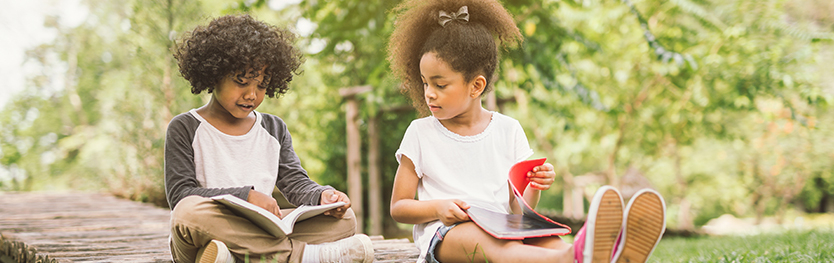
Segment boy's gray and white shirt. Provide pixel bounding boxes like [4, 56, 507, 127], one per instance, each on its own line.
[164, 109, 333, 209]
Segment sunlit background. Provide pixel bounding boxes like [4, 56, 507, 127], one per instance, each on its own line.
[1, 0, 833, 255]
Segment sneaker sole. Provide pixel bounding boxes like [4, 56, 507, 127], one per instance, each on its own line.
[198, 240, 234, 263]
[613, 189, 666, 263]
[585, 186, 624, 263]
[198, 240, 220, 263]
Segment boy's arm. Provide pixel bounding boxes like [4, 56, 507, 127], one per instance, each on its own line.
[164, 114, 252, 209]
[265, 115, 334, 206]
[390, 155, 470, 225]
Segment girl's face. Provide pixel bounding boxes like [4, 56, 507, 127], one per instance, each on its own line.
[419, 52, 484, 120]
[211, 69, 267, 120]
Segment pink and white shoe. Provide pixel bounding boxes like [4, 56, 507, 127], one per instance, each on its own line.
[610, 189, 666, 263]
[574, 186, 624, 263]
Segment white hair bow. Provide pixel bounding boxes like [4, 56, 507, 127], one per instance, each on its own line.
[438, 6, 469, 27]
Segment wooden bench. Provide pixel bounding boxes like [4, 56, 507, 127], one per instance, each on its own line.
[0, 192, 418, 262]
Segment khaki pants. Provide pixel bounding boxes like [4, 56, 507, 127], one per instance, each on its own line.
[169, 195, 356, 263]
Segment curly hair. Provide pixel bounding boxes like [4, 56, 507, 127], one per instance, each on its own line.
[173, 14, 304, 98]
[388, 0, 522, 113]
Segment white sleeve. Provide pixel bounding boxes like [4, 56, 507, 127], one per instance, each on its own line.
[513, 120, 534, 162]
[395, 121, 424, 178]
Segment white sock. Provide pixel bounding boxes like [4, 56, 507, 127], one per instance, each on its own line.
[301, 244, 321, 263]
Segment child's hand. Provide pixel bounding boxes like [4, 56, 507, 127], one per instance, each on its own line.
[435, 199, 470, 225]
[320, 189, 351, 219]
[527, 162, 556, 190]
[248, 190, 283, 218]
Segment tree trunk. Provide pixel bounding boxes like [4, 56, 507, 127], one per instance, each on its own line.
[607, 116, 627, 187]
[671, 139, 695, 231]
[345, 99, 363, 233]
[367, 115, 382, 236]
[339, 86, 372, 233]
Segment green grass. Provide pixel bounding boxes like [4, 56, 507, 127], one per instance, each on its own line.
[650, 230, 834, 262]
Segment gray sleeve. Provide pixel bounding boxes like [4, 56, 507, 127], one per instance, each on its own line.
[164, 113, 251, 209]
[261, 114, 334, 206]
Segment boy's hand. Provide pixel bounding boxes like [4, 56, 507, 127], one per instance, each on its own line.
[435, 199, 470, 225]
[248, 189, 283, 218]
[527, 162, 556, 190]
[320, 189, 351, 219]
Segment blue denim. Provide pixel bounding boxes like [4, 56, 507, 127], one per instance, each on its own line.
[426, 223, 458, 263]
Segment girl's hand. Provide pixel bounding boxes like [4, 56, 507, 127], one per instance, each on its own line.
[320, 189, 351, 219]
[248, 189, 283, 218]
[435, 199, 470, 225]
[527, 162, 556, 190]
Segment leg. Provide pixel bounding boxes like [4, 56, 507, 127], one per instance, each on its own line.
[523, 235, 571, 250]
[435, 222, 573, 263]
[286, 207, 357, 244]
[287, 207, 372, 263]
[169, 195, 304, 263]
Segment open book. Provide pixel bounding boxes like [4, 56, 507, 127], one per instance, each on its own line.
[211, 194, 346, 238]
[466, 158, 572, 240]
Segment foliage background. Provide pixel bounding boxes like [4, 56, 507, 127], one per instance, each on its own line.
[1, 0, 832, 237]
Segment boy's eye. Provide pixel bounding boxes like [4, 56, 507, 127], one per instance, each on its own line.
[233, 75, 247, 85]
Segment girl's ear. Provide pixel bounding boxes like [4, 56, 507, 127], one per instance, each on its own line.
[470, 75, 487, 98]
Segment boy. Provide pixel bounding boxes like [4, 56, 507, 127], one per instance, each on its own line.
[165, 14, 373, 263]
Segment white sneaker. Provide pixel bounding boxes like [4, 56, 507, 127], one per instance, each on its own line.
[611, 189, 666, 263]
[574, 185, 624, 263]
[196, 240, 235, 263]
[318, 234, 374, 263]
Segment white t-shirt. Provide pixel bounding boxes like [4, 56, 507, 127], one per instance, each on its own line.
[395, 112, 534, 262]
[189, 109, 280, 196]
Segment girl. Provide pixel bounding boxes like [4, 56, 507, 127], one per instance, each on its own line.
[165, 15, 373, 263]
[386, 1, 667, 262]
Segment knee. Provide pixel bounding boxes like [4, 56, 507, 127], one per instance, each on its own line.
[171, 195, 212, 226]
[340, 208, 358, 233]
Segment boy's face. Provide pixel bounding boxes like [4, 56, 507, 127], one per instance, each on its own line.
[213, 68, 267, 119]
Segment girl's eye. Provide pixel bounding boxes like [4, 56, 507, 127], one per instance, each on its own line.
[436, 84, 446, 89]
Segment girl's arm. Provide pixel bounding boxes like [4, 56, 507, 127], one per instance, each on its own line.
[508, 184, 542, 213]
[510, 162, 555, 213]
[390, 156, 470, 225]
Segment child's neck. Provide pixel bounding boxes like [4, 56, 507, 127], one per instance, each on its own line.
[197, 100, 257, 136]
[438, 107, 492, 137]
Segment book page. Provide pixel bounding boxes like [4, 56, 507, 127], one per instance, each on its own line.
[280, 201, 347, 227]
[466, 158, 572, 239]
[211, 194, 291, 237]
[211, 194, 346, 238]
[467, 206, 569, 239]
